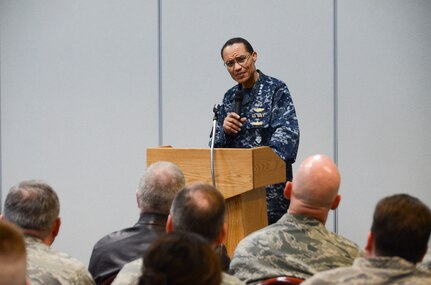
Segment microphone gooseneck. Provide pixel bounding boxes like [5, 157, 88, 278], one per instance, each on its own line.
[234, 89, 243, 116]
[210, 104, 221, 188]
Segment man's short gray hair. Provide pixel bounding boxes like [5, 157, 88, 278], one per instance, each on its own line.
[4, 180, 60, 236]
[137, 161, 185, 214]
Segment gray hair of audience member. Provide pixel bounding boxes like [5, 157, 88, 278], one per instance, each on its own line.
[4, 180, 60, 237]
[371, 193, 431, 264]
[169, 183, 225, 242]
[0, 220, 27, 285]
[137, 161, 185, 214]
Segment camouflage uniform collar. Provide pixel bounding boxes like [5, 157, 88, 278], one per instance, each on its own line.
[240, 70, 266, 105]
[284, 212, 324, 225]
[354, 256, 417, 271]
[24, 235, 49, 249]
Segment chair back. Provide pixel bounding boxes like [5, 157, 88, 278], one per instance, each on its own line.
[255, 276, 304, 285]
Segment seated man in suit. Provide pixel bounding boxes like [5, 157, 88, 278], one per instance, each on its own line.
[229, 154, 363, 283]
[111, 183, 245, 285]
[3, 180, 95, 285]
[88, 161, 185, 284]
[0, 220, 29, 285]
[302, 193, 431, 284]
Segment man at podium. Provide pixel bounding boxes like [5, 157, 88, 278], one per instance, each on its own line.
[211, 37, 300, 224]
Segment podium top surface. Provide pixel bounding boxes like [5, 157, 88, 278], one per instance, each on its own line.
[147, 146, 286, 199]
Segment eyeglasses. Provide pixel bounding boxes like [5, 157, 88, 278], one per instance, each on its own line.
[224, 54, 251, 69]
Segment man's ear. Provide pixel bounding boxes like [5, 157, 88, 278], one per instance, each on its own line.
[166, 215, 173, 233]
[283, 182, 293, 199]
[331, 194, 341, 210]
[52, 217, 61, 238]
[365, 231, 374, 257]
[215, 223, 227, 245]
[135, 190, 140, 209]
[252, 51, 257, 62]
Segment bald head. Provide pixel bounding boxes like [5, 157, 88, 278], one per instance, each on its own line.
[286, 154, 341, 223]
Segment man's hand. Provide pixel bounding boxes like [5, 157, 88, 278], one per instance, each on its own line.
[223, 112, 247, 134]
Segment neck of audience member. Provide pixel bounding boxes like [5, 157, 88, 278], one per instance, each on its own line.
[288, 200, 330, 224]
[22, 217, 61, 246]
[365, 231, 428, 263]
[285, 182, 339, 225]
[166, 215, 227, 250]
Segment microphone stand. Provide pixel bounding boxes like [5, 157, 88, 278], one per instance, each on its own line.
[210, 104, 220, 188]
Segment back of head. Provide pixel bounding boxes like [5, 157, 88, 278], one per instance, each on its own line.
[371, 193, 431, 263]
[139, 231, 221, 285]
[290, 154, 341, 216]
[170, 183, 225, 242]
[0, 220, 27, 285]
[4, 180, 60, 237]
[137, 161, 185, 214]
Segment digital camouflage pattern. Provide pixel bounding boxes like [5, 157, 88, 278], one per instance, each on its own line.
[229, 213, 363, 284]
[112, 258, 245, 285]
[25, 236, 95, 285]
[211, 70, 300, 223]
[301, 256, 431, 285]
[418, 250, 431, 271]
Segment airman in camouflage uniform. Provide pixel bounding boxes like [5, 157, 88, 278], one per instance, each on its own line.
[301, 256, 431, 285]
[229, 213, 363, 283]
[211, 37, 299, 224]
[3, 180, 95, 285]
[229, 155, 362, 284]
[112, 258, 245, 285]
[302, 194, 431, 285]
[26, 236, 95, 285]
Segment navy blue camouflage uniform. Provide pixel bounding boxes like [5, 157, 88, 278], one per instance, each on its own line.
[210, 70, 299, 224]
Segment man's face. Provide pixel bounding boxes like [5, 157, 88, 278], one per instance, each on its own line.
[222, 43, 257, 88]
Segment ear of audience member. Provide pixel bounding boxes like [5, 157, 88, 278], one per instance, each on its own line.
[229, 154, 363, 283]
[88, 161, 185, 284]
[301, 194, 431, 285]
[3, 180, 95, 285]
[0, 219, 28, 285]
[138, 231, 221, 285]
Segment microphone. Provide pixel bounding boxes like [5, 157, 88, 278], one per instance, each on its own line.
[234, 89, 243, 116]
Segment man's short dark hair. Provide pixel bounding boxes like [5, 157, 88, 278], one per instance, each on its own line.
[4, 180, 60, 236]
[170, 183, 225, 242]
[371, 193, 431, 263]
[221, 37, 254, 59]
[139, 231, 221, 285]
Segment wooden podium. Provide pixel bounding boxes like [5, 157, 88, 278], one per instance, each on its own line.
[147, 146, 286, 255]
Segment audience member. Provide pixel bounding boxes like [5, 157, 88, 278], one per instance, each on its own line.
[229, 154, 363, 283]
[3, 180, 95, 285]
[112, 183, 245, 285]
[138, 231, 222, 285]
[88, 161, 185, 284]
[0, 219, 29, 285]
[302, 193, 431, 284]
